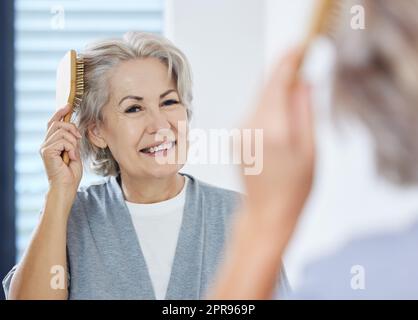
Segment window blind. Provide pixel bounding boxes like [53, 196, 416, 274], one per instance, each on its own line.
[15, 0, 164, 259]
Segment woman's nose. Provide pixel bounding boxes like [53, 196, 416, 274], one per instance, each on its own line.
[145, 109, 171, 134]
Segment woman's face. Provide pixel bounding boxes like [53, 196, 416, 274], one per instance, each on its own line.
[91, 57, 188, 180]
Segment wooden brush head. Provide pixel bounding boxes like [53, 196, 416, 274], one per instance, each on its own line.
[55, 49, 84, 164]
[305, 0, 339, 45]
[56, 50, 77, 111]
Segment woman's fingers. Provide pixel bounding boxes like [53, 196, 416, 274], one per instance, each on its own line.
[262, 48, 304, 109]
[287, 82, 313, 148]
[41, 138, 77, 162]
[297, 83, 315, 153]
[252, 48, 305, 138]
[41, 139, 78, 162]
[45, 128, 80, 150]
[47, 104, 71, 130]
[45, 121, 82, 142]
[248, 48, 311, 152]
[274, 48, 304, 99]
[46, 104, 82, 145]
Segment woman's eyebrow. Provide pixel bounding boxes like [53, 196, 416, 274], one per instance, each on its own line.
[118, 95, 143, 105]
[160, 89, 177, 98]
[118, 89, 177, 105]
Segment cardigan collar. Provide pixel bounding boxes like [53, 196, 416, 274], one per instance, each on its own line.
[103, 173, 205, 299]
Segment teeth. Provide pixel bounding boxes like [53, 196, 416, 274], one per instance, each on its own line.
[144, 142, 174, 154]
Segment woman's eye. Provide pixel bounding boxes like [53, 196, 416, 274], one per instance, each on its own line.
[162, 99, 179, 107]
[125, 105, 143, 113]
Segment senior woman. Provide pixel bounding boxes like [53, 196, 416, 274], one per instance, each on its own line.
[3, 31, 289, 299]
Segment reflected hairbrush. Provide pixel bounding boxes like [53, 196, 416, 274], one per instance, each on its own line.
[296, 0, 342, 73]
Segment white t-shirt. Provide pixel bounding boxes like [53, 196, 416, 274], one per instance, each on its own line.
[125, 177, 188, 300]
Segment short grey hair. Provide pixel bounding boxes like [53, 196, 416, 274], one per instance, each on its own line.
[332, 0, 418, 185]
[74, 31, 193, 176]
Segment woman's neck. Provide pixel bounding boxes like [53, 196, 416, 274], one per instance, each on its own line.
[120, 172, 185, 204]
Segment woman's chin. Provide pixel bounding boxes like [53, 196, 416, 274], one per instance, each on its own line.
[134, 147, 187, 178]
[142, 163, 184, 179]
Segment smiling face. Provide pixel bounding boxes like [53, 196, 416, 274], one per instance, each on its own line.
[88, 57, 188, 180]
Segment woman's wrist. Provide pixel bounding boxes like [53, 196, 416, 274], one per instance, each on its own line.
[44, 186, 77, 217]
[234, 210, 289, 261]
[241, 202, 297, 242]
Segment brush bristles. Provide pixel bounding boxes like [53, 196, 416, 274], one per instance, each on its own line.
[320, 0, 343, 40]
[73, 57, 84, 111]
[305, 0, 342, 45]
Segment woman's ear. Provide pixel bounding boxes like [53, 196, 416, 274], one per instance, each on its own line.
[87, 123, 108, 149]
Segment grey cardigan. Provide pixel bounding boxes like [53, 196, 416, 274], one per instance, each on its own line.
[3, 173, 290, 299]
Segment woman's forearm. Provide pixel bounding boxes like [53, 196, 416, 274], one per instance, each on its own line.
[8, 188, 75, 300]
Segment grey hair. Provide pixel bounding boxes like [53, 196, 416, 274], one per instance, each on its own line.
[332, 0, 418, 185]
[74, 31, 193, 176]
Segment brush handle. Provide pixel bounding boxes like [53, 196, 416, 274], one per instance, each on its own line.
[62, 110, 73, 165]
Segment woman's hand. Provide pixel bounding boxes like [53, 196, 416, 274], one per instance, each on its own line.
[208, 49, 315, 300]
[241, 48, 315, 240]
[40, 104, 83, 194]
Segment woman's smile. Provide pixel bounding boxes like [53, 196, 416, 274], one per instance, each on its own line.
[139, 140, 177, 157]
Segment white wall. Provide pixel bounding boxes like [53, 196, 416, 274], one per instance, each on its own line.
[263, 0, 314, 67]
[164, 0, 264, 191]
[165, 0, 418, 289]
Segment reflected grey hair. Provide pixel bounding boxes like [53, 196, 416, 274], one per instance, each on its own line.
[74, 31, 193, 176]
[332, 0, 418, 185]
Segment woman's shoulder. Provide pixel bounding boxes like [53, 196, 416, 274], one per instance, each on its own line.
[183, 173, 244, 210]
[76, 177, 111, 200]
[70, 176, 117, 219]
[185, 172, 241, 194]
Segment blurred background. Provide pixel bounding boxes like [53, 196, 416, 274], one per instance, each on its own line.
[2, 0, 418, 300]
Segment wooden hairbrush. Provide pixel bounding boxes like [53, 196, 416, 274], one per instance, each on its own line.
[296, 0, 341, 73]
[55, 50, 84, 165]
